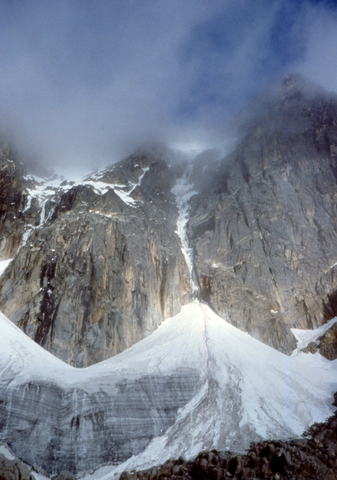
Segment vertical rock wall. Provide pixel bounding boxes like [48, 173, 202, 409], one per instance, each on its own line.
[188, 75, 337, 353]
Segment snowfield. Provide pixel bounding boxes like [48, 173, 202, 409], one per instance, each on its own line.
[0, 302, 336, 479]
[0, 259, 12, 277]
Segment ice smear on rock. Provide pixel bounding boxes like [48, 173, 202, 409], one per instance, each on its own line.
[20, 167, 151, 247]
[171, 166, 199, 296]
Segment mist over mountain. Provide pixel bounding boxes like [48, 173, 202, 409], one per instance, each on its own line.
[0, 73, 337, 479]
[1, 0, 337, 171]
[2, 1, 337, 478]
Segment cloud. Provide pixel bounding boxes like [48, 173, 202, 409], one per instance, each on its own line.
[296, 2, 337, 94]
[0, 0, 335, 172]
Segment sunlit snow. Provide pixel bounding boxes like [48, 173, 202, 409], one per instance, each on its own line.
[291, 317, 337, 353]
[0, 259, 12, 277]
[0, 302, 336, 479]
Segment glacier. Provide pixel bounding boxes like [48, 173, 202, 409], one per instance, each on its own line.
[0, 301, 336, 478]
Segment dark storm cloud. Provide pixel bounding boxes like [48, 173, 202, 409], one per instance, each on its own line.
[0, 0, 335, 171]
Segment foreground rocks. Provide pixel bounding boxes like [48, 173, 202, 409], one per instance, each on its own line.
[319, 322, 337, 360]
[0, 453, 35, 480]
[120, 395, 337, 480]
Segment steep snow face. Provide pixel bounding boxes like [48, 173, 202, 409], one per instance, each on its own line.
[0, 259, 12, 277]
[85, 303, 337, 479]
[0, 303, 336, 477]
[172, 167, 199, 295]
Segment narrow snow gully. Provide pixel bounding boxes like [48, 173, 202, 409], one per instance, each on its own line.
[172, 165, 200, 297]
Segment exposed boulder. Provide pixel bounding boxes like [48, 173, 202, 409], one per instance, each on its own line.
[0, 453, 35, 480]
[319, 322, 337, 360]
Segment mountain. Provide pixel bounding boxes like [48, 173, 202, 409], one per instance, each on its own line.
[2, 74, 337, 365]
[0, 151, 191, 366]
[188, 73, 337, 354]
[1, 73, 337, 477]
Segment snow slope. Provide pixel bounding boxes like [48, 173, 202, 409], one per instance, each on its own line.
[1, 302, 336, 479]
[291, 317, 337, 353]
[0, 259, 12, 277]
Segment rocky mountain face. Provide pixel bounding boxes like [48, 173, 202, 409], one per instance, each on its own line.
[0, 149, 26, 259]
[1, 73, 337, 365]
[1, 74, 337, 479]
[0, 453, 36, 480]
[188, 73, 337, 354]
[0, 151, 190, 366]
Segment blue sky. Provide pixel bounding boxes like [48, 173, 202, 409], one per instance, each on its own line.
[0, 0, 337, 168]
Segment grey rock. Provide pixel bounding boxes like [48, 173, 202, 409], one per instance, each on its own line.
[318, 322, 337, 360]
[301, 341, 318, 354]
[51, 470, 77, 479]
[0, 149, 26, 259]
[187, 74, 337, 353]
[0, 453, 35, 480]
[0, 152, 191, 366]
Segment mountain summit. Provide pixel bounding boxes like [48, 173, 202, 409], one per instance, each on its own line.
[1, 74, 337, 477]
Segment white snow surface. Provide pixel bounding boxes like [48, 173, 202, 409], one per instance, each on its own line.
[1, 303, 337, 479]
[291, 316, 337, 353]
[20, 169, 151, 246]
[0, 259, 12, 277]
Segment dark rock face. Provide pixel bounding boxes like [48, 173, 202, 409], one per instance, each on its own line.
[51, 471, 75, 480]
[0, 149, 26, 259]
[0, 453, 35, 480]
[121, 396, 337, 480]
[188, 74, 337, 353]
[2, 75, 337, 362]
[0, 153, 191, 366]
[319, 322, 337, 360]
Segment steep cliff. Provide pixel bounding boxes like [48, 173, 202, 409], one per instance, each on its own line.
[188, 74, 337, 353]
[0, 147, 26, 259]
[0, 152, 191, 366]
[1, 74, 337, 363]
